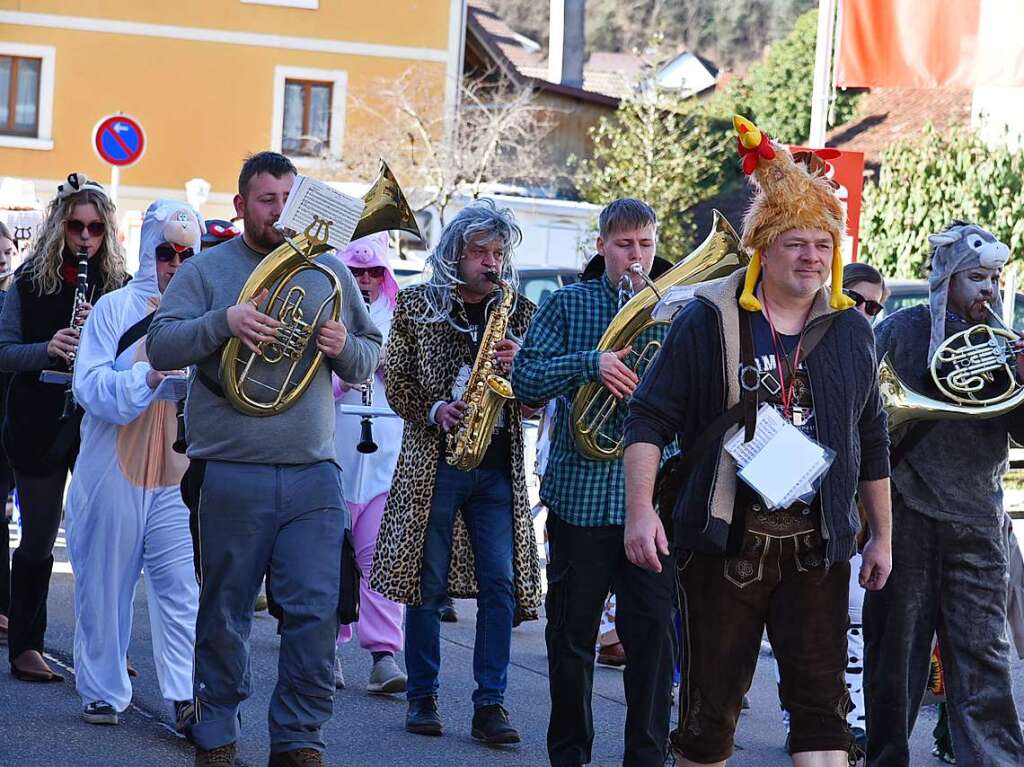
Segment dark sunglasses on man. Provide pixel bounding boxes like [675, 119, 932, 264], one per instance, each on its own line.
[350, 266, 386, 279]
[155, 242, 195, 263]
[66, 219, 106, 237]
[844, 288, 884, 317]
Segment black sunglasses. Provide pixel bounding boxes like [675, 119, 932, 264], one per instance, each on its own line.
[66, 219, 105, 237]
[155, 243, 194, 263]
[350, 266, 386, 278]
[844, 288, 884, 317]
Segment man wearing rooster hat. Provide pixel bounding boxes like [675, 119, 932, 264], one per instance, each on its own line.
[623, 116, 892, 766]
[865, 222, 1024, 766]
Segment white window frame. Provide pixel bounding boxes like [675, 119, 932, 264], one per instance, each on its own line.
[241, 0, 319, 9]
[271, 65, 347, 167]
[0, 42, 56, 151]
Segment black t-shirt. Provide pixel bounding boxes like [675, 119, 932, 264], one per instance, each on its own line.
[452, 298, 512, 470]
[739, 310, 819, 536]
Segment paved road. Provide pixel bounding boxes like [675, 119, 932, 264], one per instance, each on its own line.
[1, 525, 1022, 767]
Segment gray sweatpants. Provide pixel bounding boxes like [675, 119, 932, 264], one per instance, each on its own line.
[864, 501, 1024, 767]
[187, 460, 347, 754]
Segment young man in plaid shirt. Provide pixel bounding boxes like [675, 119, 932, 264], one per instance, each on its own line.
[512, 199, 676, 767]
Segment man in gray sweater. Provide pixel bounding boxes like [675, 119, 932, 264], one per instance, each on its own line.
[147, 152, 381, 767]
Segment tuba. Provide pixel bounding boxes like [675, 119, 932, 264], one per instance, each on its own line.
[446, 272, 515, 471]
[221, 160, 421, 416]
[880, 304, 1024, 431]
[571, 210, 745, 461]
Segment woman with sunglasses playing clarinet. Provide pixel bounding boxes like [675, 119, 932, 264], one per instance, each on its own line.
[0, 173, 127, 683]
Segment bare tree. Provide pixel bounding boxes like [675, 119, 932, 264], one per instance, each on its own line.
[318, 69, 560, 225]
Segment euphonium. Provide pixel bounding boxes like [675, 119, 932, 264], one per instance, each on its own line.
[571, 210, 745, 461]
[880, 304, 1024, 431]
[221, 160, 421, 417]
[446, 272, 515, 470]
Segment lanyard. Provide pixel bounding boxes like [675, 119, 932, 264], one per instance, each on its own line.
[761, 290, 814, 421]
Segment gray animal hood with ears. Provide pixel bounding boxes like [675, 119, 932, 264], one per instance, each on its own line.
[927, 223, 1010, 360]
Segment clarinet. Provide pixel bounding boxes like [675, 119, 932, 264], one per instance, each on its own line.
[60, 247, 89, 421]
[172, 396, 188, 454]
[356, 290, 378, 454]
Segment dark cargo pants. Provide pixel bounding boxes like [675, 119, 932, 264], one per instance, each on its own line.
[864, 501, 1024, 767]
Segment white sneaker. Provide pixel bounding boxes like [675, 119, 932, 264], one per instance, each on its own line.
[333, 649, 346, 689]
[367, 654, 407, 694]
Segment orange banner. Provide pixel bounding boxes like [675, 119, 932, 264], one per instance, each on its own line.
[836, 0, 1024, 88]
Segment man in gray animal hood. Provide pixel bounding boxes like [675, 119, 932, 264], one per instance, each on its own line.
[866, 221, 1024, 767]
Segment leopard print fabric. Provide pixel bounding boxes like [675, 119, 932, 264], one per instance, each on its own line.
[370, 284, 543, 620]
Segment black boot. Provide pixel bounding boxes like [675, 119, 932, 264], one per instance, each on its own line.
[406, 696, 443, 736]
[7, 551, 53, 665]
[471, 704, 521, 744]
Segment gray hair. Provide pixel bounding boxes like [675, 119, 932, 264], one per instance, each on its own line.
[418, 199, 522, 327]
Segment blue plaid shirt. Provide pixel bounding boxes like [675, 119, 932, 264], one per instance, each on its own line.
[512, 276, 667, 527]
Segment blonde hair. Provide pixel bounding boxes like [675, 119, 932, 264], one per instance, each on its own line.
[23, 189, 127, 296]
[0, 221, 14, 291]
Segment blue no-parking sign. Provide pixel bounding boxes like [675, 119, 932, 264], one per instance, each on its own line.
[92, 114, 146, 168]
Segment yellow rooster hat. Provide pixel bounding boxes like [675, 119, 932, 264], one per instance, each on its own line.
[733, 115, 853, 312]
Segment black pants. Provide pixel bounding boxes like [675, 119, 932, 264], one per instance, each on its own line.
[0, 464, 12, 616]
[545, 513, 676, 767]
[8, 467, 68, 661]
[864, 502, 1024, 767]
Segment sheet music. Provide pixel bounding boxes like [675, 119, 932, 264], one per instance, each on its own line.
[651, 285, 698, 321]
[725, 403, 831, 509]
[153, 375, 188, 402]
[277, 175, 365, 252]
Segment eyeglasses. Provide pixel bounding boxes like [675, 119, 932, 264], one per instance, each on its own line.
[350, 266, 386, 279]
[155, 243, 195, 263]
[66, 219, 106, 237]
[844, 289, 884, 317]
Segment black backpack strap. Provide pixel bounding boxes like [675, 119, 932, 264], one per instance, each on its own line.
[890, 421, 937, 468]
[196, 367, 226, 399]
[116, 312, 155, 358]
[797, 314, 836, 366]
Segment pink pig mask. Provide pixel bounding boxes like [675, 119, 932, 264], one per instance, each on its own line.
[338, 232, 399, 310]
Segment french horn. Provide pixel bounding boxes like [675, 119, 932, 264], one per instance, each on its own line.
[571, 210, 745, 460]
[880, 304, 1024, 431]
[220, 160, 421, 416]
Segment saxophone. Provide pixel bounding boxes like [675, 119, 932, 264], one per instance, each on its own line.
[446, 272, 515, 470]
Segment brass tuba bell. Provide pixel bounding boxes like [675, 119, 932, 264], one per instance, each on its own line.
[220, 160, 421, 417]
[570, 210, 746, 461]
[880, 305, 1024, 431]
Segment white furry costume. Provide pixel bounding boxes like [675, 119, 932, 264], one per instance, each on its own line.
[64, 200, 202, 711]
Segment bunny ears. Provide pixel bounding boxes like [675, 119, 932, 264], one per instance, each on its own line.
[732, 115, 853, 312]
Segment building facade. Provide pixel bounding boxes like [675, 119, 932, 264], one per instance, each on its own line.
[0, 0, 464, 224]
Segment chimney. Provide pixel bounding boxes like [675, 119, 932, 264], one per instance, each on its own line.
[548, 0, 585, 89]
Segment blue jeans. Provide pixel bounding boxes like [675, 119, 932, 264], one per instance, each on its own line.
[405, 458, 515, 707]
[186, 460, 347, 754]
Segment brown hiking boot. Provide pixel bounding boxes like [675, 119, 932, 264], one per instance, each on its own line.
[268, 748, 325, 766]
[195, 743, 237, 766]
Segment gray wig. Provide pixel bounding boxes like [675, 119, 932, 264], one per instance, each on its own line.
[418, 199, 522, 328]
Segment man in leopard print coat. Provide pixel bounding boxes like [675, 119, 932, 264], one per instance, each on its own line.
[370, 200, 542, 746]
